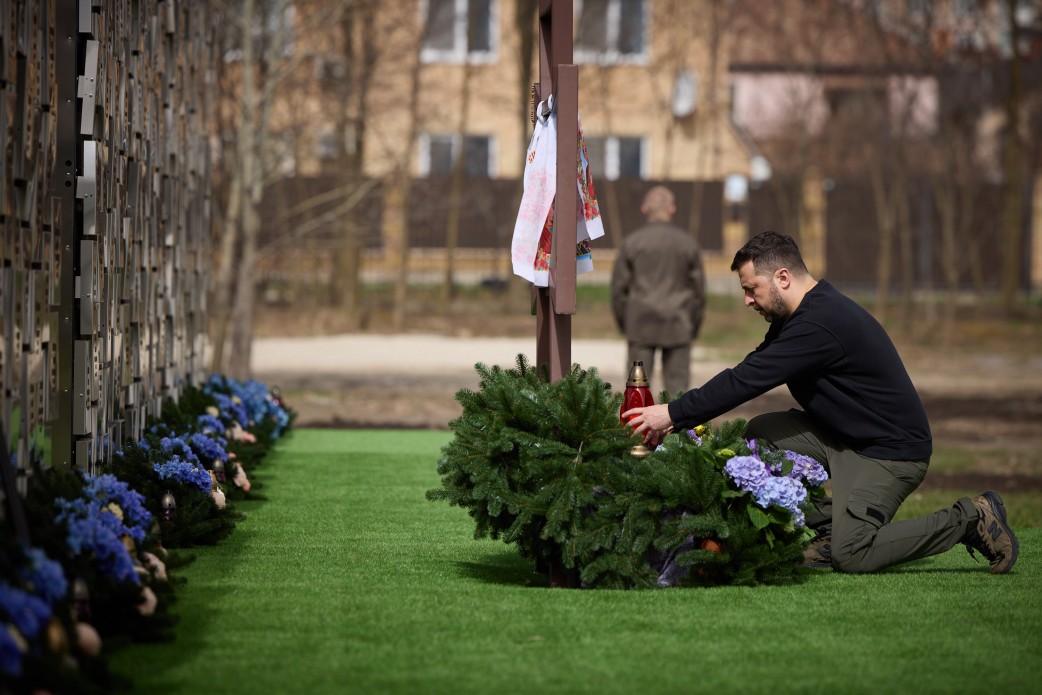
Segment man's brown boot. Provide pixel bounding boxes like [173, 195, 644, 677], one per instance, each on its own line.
[802, 534, 832, 569]
[966, 491, 1019, 574]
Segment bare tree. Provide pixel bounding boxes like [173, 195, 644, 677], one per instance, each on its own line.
[210, 0, 344, 378]
[331, 1, 377, 328]
[1000, 0, 1027, 316]
[442, 61, 475, 303]
[386, 9, 429, 332]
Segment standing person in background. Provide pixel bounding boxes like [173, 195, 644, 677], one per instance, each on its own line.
[611, 185, 706, 395]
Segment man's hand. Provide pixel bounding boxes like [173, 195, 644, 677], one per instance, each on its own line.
[621, 403, 674, 447]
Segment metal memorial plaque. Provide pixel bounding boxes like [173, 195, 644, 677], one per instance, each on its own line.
[1, 0, 213, 488]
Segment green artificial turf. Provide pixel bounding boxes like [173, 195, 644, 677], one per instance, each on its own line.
[108, 429, 1042, 694]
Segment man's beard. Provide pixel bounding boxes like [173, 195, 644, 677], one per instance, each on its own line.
[759, 284, 787, 323]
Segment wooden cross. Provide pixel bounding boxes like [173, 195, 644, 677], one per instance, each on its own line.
[533, 0, 578, 383]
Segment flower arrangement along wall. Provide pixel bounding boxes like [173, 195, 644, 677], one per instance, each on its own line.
[0, 376, 294, 693]
[428, 355, 827, 589]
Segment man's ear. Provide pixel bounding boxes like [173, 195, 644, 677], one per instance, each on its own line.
[774, 267, 792, 289]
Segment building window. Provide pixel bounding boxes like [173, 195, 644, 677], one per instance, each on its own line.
[316, 128, 340, 161]
[575, 0, 647, 64]
[418, 134, 494, 177]
[421, 0, 496, 63]
[584, 136, 645, 180]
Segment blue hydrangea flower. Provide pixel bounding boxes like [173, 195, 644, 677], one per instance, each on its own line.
[196, 414, 227, 436]
[0, 584, 52, 640]
[206, 375, 290, 438]
[0, 625, 25, 678]
[63, 514, 140, 584]
[17, 548, 68, 606]
[724, 456, 770, 493]
[187, 431, 229, 464]
[153, 456, 213, 492]
[160, 436, 201, 466]
[755, 475, 808, 513]
[212, 391, 249, 427]
[80, 473, 152, 541]
[55, 497, 142, 586]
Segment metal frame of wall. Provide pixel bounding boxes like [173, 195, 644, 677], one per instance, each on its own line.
[1, 0, 213, 493]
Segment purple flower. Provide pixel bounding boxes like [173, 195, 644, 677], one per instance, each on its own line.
[724, 447, 822, 530]
[784, 451, 829, 487]
[724, 456, 771, 493]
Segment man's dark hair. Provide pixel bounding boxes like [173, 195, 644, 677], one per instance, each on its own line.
[729, 231, 809, 276]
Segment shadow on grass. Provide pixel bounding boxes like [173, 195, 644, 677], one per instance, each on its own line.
[107, 519, 266, 692]
[453, 549, 549, 587]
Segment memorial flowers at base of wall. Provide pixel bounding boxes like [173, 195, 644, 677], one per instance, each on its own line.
[0, 546, 68, 680]
[205, 374, 293, 443]
[55, 473, 152, 586]
[4, 375, 293, 693]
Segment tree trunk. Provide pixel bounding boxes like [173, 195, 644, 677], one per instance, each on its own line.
[388, 11, 427, 332]
[935, 178, 958, 339]
[387, 176, 410, 332]
[895, 168, 914, 326]
[867, 147, 895, 322]
[229, 196, 260, 380]
[443, 63, 474, 303]
[1000, 0, 1025, 316]
[209, 166, 242, 374]
[331, 2, 374, 330]
[227, 0, 260, 380]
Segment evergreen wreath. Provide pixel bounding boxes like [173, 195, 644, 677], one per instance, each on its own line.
[428, 355, 825, 589]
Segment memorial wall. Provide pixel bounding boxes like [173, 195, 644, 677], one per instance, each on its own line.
[1, 0, 213, 487]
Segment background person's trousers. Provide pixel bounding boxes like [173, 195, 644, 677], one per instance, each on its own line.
[626, 341, 690, 396]
[745, 410, 979, 573]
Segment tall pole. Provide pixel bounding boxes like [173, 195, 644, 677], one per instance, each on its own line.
[534, 0, 577, 382]
[54, 0, 80, 470]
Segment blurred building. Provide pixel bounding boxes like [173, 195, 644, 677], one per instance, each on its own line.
[237, 0, 1040, 296]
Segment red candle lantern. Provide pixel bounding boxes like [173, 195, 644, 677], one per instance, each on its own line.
[621, 361, 655, 457]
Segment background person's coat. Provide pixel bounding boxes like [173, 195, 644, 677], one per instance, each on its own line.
[611, 222, 706, 347]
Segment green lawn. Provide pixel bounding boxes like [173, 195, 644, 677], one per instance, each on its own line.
[109, 429, 1041, 694]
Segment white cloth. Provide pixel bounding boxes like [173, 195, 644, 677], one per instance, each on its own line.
[511, 96, 558, 284]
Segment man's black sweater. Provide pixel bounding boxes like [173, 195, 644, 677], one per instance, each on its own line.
[667, 280, 932, 461]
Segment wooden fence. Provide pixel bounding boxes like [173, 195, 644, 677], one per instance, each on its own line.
[255, 173, 1024, 293]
